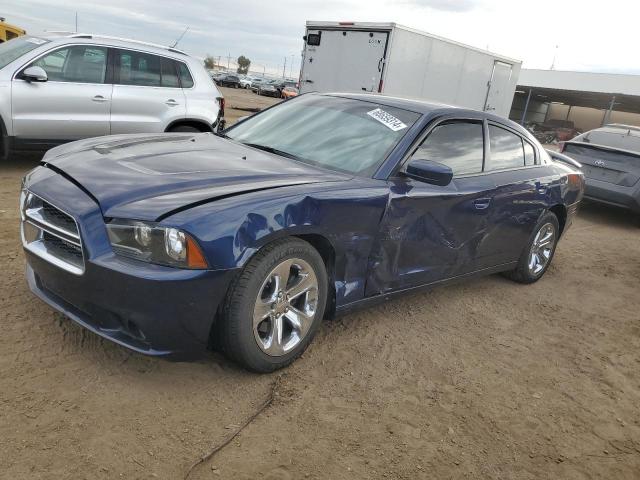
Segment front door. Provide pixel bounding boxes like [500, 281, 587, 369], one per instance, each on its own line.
[366, 120, 498, 295]
[300, 29, 388, 94]
[12, 44, 112, 140]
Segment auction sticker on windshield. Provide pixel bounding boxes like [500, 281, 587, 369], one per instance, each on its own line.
[367, 108, 407, 132]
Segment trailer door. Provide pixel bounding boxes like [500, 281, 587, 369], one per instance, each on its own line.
[484, 61, 512, 113]
[300, 29, 388, 94]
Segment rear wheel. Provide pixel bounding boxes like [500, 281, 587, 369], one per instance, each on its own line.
[504, 212, 560, 284]
[219, 238, 327, 372]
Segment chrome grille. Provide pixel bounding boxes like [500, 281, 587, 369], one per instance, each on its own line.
[21, 190, 85, 275]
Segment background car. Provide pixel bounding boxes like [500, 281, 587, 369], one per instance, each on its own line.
[0, 33, 224, 159]
[281, 86, 299, 100]
[215, 73, 241, 88]
[250, 77, 266, 93]
[0, 16, 26, 43]
[257, 81, 280, 97]
[21, 93, 584, 372]
[239, 75, 255, 89]
[561, 124, 640, 217]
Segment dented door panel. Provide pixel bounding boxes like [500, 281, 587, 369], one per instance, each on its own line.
[366, 174, 497, 295]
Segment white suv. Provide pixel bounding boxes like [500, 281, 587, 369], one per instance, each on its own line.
[0, 34, 225, 159]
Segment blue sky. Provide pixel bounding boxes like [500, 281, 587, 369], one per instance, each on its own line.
[3, 0, 639, 76]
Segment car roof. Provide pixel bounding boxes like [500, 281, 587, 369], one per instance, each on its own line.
[326, 92, 457, 114]
[39, 33, 190, 60]
[321, 92, 533, 137]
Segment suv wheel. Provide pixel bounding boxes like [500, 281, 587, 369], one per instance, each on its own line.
[168, 125, 201, 133]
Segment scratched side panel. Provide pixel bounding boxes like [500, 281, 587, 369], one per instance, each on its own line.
[166, 180, 389, 307]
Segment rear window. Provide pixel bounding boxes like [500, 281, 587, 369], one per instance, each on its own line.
[577, 128, 640, 153]
[178, 63, 194, 88]
[0, 36, 49, 70]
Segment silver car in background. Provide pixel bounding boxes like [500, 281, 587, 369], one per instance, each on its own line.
[0, 34, 225, 159]
[561, 124, 640, 217]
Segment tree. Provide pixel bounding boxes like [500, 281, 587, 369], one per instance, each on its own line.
[204, 55, 215, 70]
[237, 55, 251, 75]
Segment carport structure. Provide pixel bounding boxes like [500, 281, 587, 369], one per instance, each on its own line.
[510, 69, 640, 131]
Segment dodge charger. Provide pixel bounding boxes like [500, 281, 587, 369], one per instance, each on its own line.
[21, 93, 584, 372]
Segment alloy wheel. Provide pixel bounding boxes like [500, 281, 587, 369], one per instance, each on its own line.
[253, 258, 319, 356]
[528, 222, 556, 276]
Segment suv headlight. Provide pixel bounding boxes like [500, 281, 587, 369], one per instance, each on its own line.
[106, 220, 208, 269]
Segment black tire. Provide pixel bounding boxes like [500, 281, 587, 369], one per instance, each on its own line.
[504, 211, 560, 284]
[168, 125, 201, 133]
[219, 238, 328, 372]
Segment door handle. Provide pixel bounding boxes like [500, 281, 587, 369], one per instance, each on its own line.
[473, 198, 492, 210]
[165, 99, 179, 106]
[92, 95, 108, 103]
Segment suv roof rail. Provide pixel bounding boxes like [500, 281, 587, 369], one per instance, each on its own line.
[63, 33, 187, 55]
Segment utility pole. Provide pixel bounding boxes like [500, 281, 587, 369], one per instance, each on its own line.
[227, 53, 231, 71]
[289, 54, 294, 79]
[550, 45, 559, 70]
[282, 57, 287, 79]
[75, 12, 78, 33]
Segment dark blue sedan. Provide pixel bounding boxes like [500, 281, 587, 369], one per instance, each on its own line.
[21, 93, 584, 372]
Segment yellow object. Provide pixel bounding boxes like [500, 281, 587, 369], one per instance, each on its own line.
[0, 18, 26, 43]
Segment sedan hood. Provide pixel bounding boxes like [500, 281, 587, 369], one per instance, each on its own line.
[42, 133, 348, 220]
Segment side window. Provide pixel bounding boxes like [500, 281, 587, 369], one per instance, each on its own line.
[488, 125, 525, 171]
[6, 31, 19, 41]
[523, 140, 536, 166]
[178, 63, 194, 88]
[160, 58, 179, 88]
[31, 46, 107, 83]
[116, 50, 161, 86]
[412, 121, 484, 176]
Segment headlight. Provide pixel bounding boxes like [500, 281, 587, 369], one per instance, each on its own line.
[106, 220, 208, 269]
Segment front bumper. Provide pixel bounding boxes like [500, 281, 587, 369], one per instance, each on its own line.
[584, 178, 640, 213]
[22, 166, 238, 357]
[26, 252, 237, 357]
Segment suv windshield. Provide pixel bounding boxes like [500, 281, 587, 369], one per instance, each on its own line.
[226, 94, 421, 176]
[0, 36, 49, 70]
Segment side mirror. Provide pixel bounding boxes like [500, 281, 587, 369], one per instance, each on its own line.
[403, 159, 453, 186]
[22, 66, 48, 82]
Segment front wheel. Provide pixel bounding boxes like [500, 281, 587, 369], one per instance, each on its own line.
[504, 212, 560, 284]
[219, 238, 328, 372]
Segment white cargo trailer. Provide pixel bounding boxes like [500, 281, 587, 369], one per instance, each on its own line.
[299, 21, 522, 117]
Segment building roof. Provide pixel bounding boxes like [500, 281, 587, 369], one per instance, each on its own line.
[516, 69, 640, 114]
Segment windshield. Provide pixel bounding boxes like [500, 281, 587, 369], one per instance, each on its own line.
[0, 36, 49, 70]
[226, 95, 421, 176]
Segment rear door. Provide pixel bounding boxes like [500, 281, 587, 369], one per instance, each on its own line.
[480, 123, 550, 267]
[484, 61, 512, 114]
[110, 49, 186, 134]
[300, 28, 388, 94]
[12, 44, 112, 140]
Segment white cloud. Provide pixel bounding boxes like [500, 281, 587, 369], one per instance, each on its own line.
[3, 0, 640, 75]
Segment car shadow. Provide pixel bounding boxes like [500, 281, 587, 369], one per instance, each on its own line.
[578, 199, 639, 230]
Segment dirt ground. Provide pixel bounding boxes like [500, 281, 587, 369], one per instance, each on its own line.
[1, 88, 639, 479]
